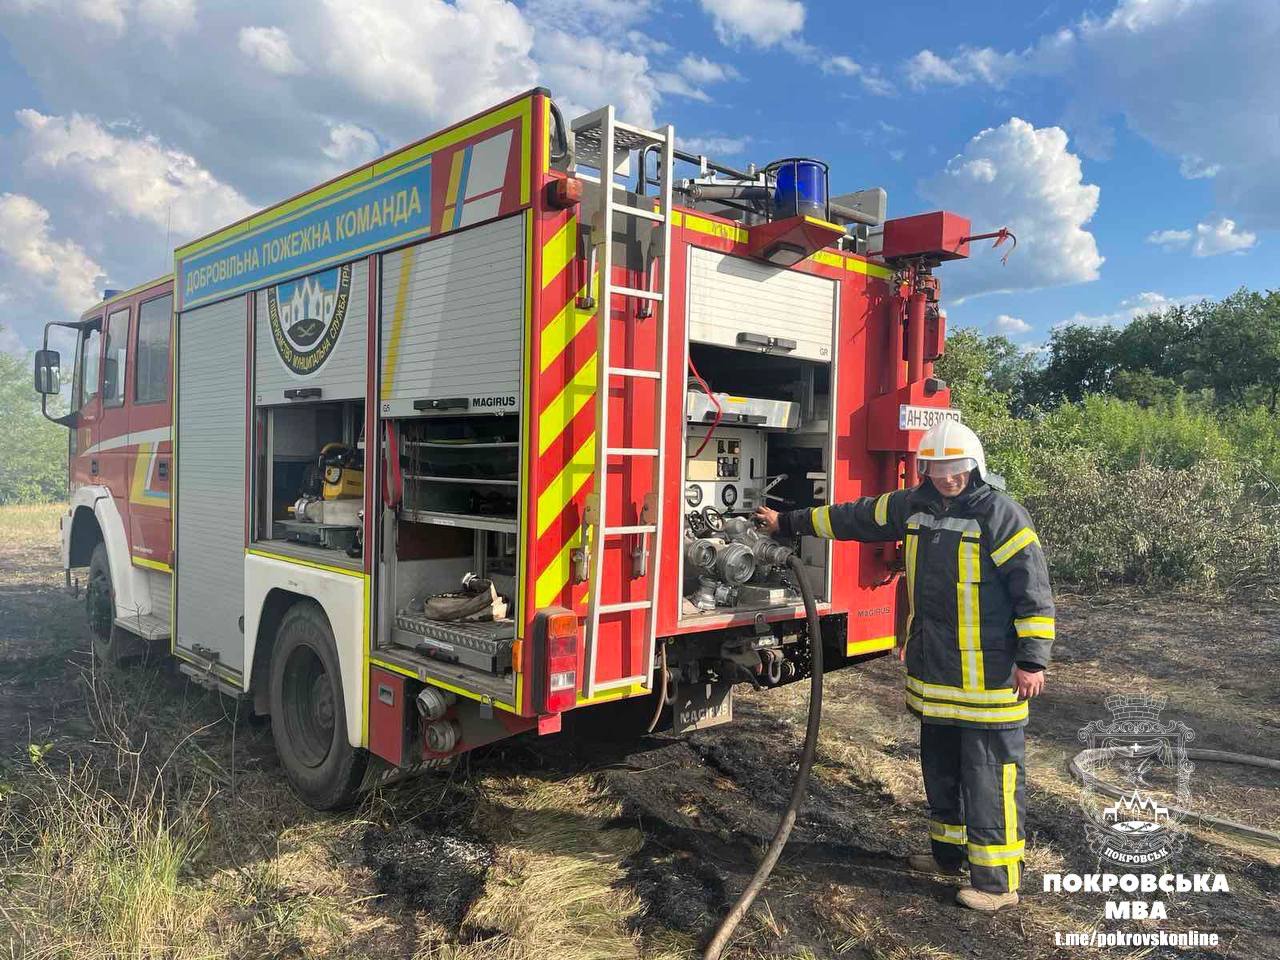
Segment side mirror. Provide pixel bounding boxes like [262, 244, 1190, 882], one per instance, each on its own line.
[34, 349, 61, 395]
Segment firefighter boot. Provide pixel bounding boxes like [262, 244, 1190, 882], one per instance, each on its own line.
[907, 854, 967, 877]
[956, 888, 1020, 912]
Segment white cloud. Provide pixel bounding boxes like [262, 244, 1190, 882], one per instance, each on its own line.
[698, 0, 805, 48]
[1192, 217, 1257, 257]
[904, 46, 1021, 90]
[992, 314, 1031, 336]
[318, 0, 537, 124]
[135, 0, 195, 38]
[525, 0, 655, 32]
[919, 118, 1103, 301]
[677, 134, 750, 156]
[654, 72, 710, 103]
[1145, 218, 1258, 256]
[1146, 228, 1191, 249]
[1178, 155, 1220, 180]
[678, 54, 738, 85]
[4, 0, 193, 37]
[16, 109, 253, 239]
[0, 193, 106, 315]
[322, 122, 381, 167]
[1058, 291, 1202, 329]
[819, 53, 893, 94]
[537, 30, 659, 128]
[238, 25, 305, 75]
[900, 0, 1280, 227]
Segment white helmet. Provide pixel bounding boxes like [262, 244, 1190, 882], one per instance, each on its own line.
[916, 420, 988, 482]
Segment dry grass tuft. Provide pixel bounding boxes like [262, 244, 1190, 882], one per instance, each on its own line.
[0, 760, 218, 959]
[0, 502, 63, 550]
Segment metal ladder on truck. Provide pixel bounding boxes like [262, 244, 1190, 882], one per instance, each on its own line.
[571, 106, 674, 698]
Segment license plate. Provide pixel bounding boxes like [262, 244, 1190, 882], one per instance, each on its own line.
[671, 682, 733, 734]
[899, 404, 962, 431]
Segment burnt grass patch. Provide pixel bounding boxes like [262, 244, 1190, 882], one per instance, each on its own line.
[592, 706, 916, 943]
[361, 777, 495, 930]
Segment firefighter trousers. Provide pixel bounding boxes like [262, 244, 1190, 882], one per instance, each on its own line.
[921, 722, 1025, 893]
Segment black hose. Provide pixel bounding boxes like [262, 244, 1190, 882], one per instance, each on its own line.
[646, 644, 669, 735]
[1070, 747, 1280, 846]
[704, 553, 824, 960]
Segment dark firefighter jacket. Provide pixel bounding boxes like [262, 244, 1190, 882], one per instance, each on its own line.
[780, 478, 1054, 729]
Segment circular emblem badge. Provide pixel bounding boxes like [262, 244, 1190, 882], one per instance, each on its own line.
[267, 263, 352, 376]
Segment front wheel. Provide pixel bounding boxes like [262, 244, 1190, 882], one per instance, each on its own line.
[268, 601, 368, 809]
[87, 543, 142, 665]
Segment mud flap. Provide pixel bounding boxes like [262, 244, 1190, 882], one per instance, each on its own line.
[671, 681, 733, 734]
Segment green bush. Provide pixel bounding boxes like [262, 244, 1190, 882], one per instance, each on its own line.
[0, 345, 67, 504]
[1220, 404, 1280, 485]
[940, 328, 1280, 596]
[1038, 394, 1233, 471]
[1025, 454, 1279, 597]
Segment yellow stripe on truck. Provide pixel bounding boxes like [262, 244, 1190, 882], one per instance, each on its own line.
[381, 247, 416, 401]
[542, 216, 577, 289]
[536, 433, 595, 537]
[538, 354, 597, 456]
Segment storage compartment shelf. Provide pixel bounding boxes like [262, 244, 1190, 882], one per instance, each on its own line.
[400, 509, 517, 533]
[372, 647, 515, 706]
[404, 474, 518, 486]
[405, 441, 518, 449]
[392, 613, 514, 673]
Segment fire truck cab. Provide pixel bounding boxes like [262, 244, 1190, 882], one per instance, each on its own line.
[36, 89, 971, 808]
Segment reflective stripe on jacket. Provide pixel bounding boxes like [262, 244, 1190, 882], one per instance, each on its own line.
[781, 479, 1055, 729]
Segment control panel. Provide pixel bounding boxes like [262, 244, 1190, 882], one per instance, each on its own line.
[684, 427, 766, 517]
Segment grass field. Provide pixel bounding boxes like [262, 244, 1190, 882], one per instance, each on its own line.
[0, 502, 1277, 959]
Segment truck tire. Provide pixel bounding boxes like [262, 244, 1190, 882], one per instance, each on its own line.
[268, 601, 368, 810]
[87, 543, 142, 665]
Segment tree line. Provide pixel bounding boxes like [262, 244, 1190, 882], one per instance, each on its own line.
[966, 288, 1280, 415]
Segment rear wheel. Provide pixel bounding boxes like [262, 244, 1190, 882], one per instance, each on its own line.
[268, 601, 368, 809]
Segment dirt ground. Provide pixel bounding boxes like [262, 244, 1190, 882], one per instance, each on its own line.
[1, 503, 1277, 959]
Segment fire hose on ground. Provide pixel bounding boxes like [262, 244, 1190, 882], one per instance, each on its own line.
[704, 586, 1280, 957]
[1070, 747, 1280, 847]
[704, 553, 824, 960]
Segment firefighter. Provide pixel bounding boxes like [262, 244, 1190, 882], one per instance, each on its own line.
[754, 420, 1053, 912]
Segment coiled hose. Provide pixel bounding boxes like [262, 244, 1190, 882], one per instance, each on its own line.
[1070, 747, 1280, 846]
[704, 553, 824, 960]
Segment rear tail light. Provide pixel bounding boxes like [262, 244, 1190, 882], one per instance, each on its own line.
[542, 610, 579, 713]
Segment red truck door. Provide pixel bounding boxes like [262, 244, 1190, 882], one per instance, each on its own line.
[70, 316, 104, 493]
[127, 291, 174, 565]
[98, 304, 133, 547]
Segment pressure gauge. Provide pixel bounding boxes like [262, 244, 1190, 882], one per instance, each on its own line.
[324, 465, 342, 485]
[721, 483, 738, 508]
[685, 483, 704, 508]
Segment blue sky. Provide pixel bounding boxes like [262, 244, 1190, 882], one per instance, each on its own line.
[0, 0, 1275, 354]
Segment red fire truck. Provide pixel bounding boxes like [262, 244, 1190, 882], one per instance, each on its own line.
[35, 89, 977, 808]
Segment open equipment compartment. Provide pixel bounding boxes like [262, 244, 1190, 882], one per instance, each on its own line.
[371, 211, 529, 706]
[253, 399, 366, 565]
[679, 337, 835, 621]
